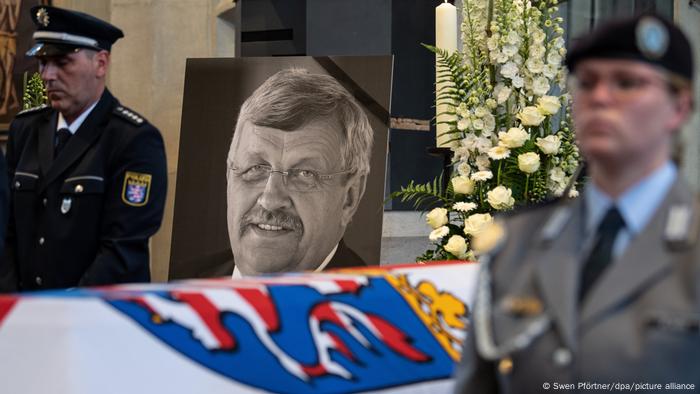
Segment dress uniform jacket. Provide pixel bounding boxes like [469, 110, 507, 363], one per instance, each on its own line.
[1, 89, 167, 291]
[455, 178, 700, 393]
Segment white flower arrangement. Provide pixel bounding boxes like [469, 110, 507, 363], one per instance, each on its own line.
[391, 0, 580, 261]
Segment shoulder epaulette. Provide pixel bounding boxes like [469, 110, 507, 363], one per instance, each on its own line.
[15, 104, 50, 118]
[114, 105, 145, 126]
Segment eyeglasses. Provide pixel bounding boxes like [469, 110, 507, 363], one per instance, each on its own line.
[229, 164, 354, 192]
[569, 73, 673, 101]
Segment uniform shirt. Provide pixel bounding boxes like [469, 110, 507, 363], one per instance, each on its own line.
[56, 101, 98, 134]
[584, 161, 677, 259]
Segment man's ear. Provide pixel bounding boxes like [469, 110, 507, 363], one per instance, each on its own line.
[667, 88, 693, 133]
[340, 174, 367, 228]
[94, 50, 110, 78]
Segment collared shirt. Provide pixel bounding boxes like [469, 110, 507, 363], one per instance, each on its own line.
[56, 100, 99, 134]
[231, 243, 339, 278]
[584, 161, 677, 258]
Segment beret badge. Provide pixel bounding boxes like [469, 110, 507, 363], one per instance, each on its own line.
[36, 7, 50, 27]
[636, 17, 669, 60]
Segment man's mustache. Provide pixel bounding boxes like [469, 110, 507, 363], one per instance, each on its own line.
[240, 206, 303, 235]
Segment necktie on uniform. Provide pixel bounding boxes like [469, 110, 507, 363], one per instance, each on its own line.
[579, 206, 625, 302]
[54, 128, 72, 158]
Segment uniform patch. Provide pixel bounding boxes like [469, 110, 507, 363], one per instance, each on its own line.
[122, 172, 152, 206]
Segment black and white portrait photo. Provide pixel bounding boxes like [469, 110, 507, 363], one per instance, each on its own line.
[169, 56, 392, 279]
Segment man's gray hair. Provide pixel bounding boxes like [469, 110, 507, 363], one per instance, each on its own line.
[235, 68, 373, 176]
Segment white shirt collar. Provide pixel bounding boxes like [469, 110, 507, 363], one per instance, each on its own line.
[231, 243, 339, 278]
[56, 100, 99, 134]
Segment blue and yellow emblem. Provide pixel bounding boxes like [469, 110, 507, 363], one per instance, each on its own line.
[122, 171, 152, 206]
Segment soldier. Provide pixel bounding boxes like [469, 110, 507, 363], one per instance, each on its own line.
[0, 6, 167, 291]
[456, 14, 698, 392]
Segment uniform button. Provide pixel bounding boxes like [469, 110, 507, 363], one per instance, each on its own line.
[35, 276, 42, 286]
[38, 237, 45, 245]
[75, 184, 84, 193]
[14, 181, 20, 188]
[553, 347, 572, 367]
[42, 198, 48, 206]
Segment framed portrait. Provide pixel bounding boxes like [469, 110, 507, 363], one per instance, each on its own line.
[0, 0, 50, 138]
[170, 55, 393, 279]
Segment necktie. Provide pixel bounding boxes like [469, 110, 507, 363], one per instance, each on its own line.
[54, 128, 72, 158]
[579, 206, 625, 302]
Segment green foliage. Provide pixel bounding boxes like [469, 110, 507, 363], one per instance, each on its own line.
[388, 173, 451, 211]
[22, 72, 47, 110]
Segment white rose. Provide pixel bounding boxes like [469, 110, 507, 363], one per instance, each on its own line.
[499, 127, 529, 148]
[464, 213, 494, 236]
[536, 135, 561, 155]
[471, 170, 493, 182]
[518, 152, 541, 174]
[452, 176, 475, 195]
[487, 145, 511, 160]
[517, 106, 546, 126]
[487, 186, 515, 210]
[472, 118, 484, 130]
[426, 207, 448, 229]
[486, 98, 498, 109]
[536, 95, 561, 115]
[429, 226, 450, 242]
[444, 235, 468, 259]
[453, 202, 477, 212]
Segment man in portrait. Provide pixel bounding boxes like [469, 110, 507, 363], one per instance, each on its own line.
[226, 68, 373, 276]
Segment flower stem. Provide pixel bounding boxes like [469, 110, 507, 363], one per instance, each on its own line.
[524, 174, 530, 201]
[497, 160, 502, 185]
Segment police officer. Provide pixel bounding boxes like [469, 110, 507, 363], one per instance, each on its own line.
[455, 14, 698, 393]
[0, 6, 167, 291]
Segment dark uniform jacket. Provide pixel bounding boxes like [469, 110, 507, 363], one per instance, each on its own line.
[455, 178, 700, 393]
[0, 89, 167, 292]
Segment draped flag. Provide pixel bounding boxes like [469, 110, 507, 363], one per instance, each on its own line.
[0, 261, 479, 394]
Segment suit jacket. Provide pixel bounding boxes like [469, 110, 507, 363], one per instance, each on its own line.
[0, 89, 167, 292]
[455, 178, 700, 393]
[326, 239, 367, 269]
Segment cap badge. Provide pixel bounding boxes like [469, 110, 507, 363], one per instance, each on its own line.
[636, 17, 669, 59]
[36, 7, 50, 27]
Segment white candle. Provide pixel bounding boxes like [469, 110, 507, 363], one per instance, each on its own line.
[435, 0, 458, 148]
